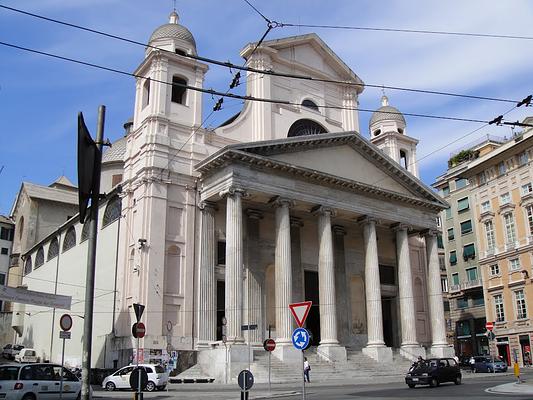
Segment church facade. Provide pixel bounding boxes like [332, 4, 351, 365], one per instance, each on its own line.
[13, 11, 453, 376]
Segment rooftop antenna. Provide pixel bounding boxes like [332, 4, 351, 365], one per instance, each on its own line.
[173, 0, 176, 11]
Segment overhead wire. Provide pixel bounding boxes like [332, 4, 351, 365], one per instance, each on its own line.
[0, 41, 502, 126]
[0, 4, 521, 105]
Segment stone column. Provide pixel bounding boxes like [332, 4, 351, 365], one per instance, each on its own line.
[245, 209, 264, 345]
[223, 187, 246, 343]
[333, 225, 350, 345]
[394, 224, 425, 360]
[315, 206, 346, 361]
[290, 217, 304, 303]
[361, 217, 392, 362]
[425, 230, 454, 357]
[272, 198, 299, 361]
[197, 201, 217, 348]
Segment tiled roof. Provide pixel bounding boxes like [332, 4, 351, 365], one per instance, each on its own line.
[102, 136, 127, 163]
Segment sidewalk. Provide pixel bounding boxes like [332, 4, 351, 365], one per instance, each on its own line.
[486, 381, 533, 395]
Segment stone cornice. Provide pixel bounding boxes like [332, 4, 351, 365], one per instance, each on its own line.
[195, 132, 447, 212]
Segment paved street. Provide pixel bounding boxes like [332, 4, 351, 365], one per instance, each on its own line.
[92, 370, 533, 399]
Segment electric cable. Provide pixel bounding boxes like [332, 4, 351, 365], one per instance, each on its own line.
[0, 4, 521, 105]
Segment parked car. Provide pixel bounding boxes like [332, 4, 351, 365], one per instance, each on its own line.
[0, 363, 82, 399]
[405, 357, 462, 388]
[102, 364, 168, 392]
[2, 345, 24, 360]
[472, 356, 508, 373]
[14, 348, 38, 364]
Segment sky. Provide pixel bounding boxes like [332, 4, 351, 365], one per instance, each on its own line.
[1, 0, 532, 216]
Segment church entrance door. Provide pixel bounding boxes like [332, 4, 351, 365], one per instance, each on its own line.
[382, 297, 394, 347]
[304, 270, 320, 345]
[216, 281, 225, 341]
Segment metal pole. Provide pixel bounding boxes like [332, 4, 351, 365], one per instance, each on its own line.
[137, 336, 141, 398]
[301, 350, 306, 400]
[59, 337, 66, 400]
[81, 105, 105, 400]
[268, 325, 271, 395]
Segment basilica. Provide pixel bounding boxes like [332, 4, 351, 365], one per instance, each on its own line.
[11, 10, 453, 380]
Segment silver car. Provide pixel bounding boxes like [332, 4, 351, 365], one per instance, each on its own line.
[0, 363, 82, 399]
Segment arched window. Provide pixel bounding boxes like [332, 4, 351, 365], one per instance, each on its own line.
[400, 150, 408, 169]
[81, 220, 90, 242]
[142, 78, 150, 108]
[35, 247, 44, 268]
[171, 76, 187, 104]
[102, 197, 121, 227]
[47, 237, 59, 260]
[373, 129, 381, 137]
[24, 256, 32, 275]
[302, 99, 319, 112]
[62, 227, 76, 253]
[287, 119, 327, 137]
[164, 245, 181, 294]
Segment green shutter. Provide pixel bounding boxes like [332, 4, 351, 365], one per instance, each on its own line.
[461, 220, 472, 234]
[450, 251, 457, 265]
[463, 244, 476, 260]
[457, 197, 470, 212]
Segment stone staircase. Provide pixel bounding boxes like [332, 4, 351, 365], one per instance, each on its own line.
[174, 347, 414, 384]
[248, 348, 414, 383]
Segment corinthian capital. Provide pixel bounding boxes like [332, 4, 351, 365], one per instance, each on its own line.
[219, 186, 248, 199]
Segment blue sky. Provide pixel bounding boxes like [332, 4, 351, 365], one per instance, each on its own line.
[1, 0, 532, 216]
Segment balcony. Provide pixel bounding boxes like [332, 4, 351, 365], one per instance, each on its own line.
[450, 284, 461, 293]
[462, 279, 483, 291]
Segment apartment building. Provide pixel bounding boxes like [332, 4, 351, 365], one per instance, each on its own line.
[433, 137, 507, 357]
[458, 121, 533, 367]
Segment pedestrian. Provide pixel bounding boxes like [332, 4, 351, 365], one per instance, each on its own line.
[469, 356, 475, 372]
[303, 357, 311, 383]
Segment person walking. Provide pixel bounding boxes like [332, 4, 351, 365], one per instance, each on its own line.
[303, 357, 311, 383]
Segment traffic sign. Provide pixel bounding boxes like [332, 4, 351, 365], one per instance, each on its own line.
[241, 324, 258, 331]
[238, 370, 254, 391]
[59, 331, 71, 339]
[263, 338, 276, 352]
[133, 303, 145, 322]
[129, 366, 148, 391]
[59, 314, 73, 331]
[132, 322, 146, 338]
[486, 321, 494, 331]
[291, 327, 310, 350]
[289, 301, 312, 328]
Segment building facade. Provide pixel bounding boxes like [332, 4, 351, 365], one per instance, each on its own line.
[11, 11, 454, 376]
[459, 125, 533, 367]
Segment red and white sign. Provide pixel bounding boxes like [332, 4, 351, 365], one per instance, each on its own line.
[60, 314, 73, 331]
[486, 321, 494, 331]
[289, 301, 312, 328]
[263, 338, 276, 352]
[133, 322, 146, 338]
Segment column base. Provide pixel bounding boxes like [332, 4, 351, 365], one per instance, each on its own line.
[272, 343, 300, 363]
[430, 344, 455, 358]
[197, 344, 249, 384]
[400, 345, 426, 361]
[362, 345, 393, 363]
[317, 344, 347, 362]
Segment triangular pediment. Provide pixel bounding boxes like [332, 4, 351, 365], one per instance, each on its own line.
[196, 132, 447, 209]
[241, 34, 363, 85]
[269, 144, 413, 197]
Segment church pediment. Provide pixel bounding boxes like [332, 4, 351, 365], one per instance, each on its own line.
[241, 33, 363, 87]
[196, 132, 447, 210]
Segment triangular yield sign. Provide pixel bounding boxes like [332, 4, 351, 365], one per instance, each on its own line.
[289, 301, 312, 328]
[133, 303, 145, 322]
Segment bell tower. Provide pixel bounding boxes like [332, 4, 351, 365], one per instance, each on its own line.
[369, 95, 419, 178]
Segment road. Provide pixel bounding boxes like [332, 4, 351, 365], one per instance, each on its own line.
[92, 370, 533, 399]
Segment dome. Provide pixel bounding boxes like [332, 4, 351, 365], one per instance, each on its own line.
[148, 11, 196, 52]
[369, 95, 406, 128]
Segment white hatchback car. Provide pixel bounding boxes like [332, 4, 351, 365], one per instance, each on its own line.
[0, 363, 82, 400]
[102, 364, 168, 392]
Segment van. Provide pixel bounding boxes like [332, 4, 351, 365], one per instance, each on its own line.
[14, 348, 38, 363]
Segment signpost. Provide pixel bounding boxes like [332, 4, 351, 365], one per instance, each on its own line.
[264, 330, 275, 394]
[238, 369, 254, 400]
[59, 314, 72, 400]
[289, 303, 312, 400]
[131, 304, 145, 400]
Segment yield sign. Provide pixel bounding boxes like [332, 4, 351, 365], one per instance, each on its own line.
[289, 301, 312, 328]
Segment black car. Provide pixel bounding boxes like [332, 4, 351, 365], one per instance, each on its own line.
[405, 357, 462, 388]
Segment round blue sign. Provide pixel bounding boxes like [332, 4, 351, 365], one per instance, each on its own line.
[291, 327, 310, 350]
